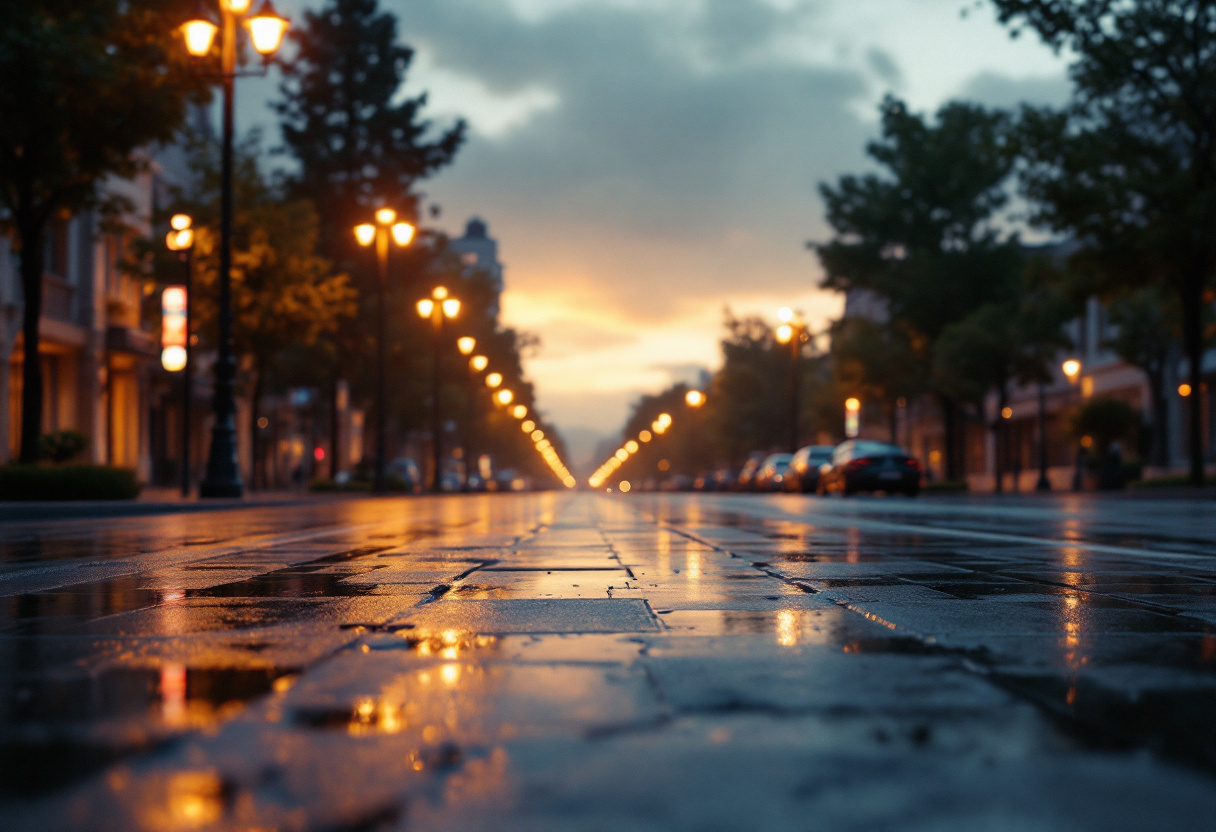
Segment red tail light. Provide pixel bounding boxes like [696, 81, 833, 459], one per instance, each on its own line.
[905, 458, 921, 471]
[845, 458, 872, 472]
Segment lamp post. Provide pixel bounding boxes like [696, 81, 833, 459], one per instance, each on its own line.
[164, 215, 195, 497]
[456, 337, 476, 488]
[417, 287, 461, 492]
[354, 211, 415, 492]
[180, 0, 289, 498]
[775, 307, 806, 454]
[1063, 358, 1084, 491]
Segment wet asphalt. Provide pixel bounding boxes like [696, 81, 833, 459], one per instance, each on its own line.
[0, 492, 1213, 830]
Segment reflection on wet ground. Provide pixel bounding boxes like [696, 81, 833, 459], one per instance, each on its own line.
[0, 492, 1213, 830]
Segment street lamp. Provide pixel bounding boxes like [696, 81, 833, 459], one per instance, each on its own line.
[845, 397, 861, 439]
[457, 336, 476, 356]
[685, 390, 705, 408]
[180, 0, 288, 497]
[417, 286, 460, 491]
[354, 210, 415, 492]
[164, 215, 195, 497]
[775, 307, 807, 453]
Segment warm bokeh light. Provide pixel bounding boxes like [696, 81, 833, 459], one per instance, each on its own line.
[165, 228, 193, 251]
[496, 389, 514, 405]
[1001, 406, 1013, 419]
[1062, 359, 1082, 379]
[161, 345, 188, 372]
[639, 430, 652, 442]
[1178, 383, 1192, 397]
[845, 397, 861, 412]
[685, 390, 705, 407]
[485, 372, 503, 388]
[181, 19, 218, 56]
[354, 224, 376, 247]
[457, 336, 476, 355]
[442, 298, 461, 318]
[521, 420, 536, 433]
[375, 207, 397, 225]
[222, 0, 253, 13]
[778, 306, 794, 323]
[511, 404, 528, 419]
[471, 355, 488, 372]
[170, 214, 192, 231]
[416, 298, 435, 318]
[619, 480, 632, 493]
[625, 439, 639, 453]
[775, 323, 793, 344]
[656, 413, 672, 428]
[531, 429, 544, 441]
[615, 449, 629, 462]
[391, 222, 414, 246]
[432, 286, 449, 299]
[246, 1, 290, 55]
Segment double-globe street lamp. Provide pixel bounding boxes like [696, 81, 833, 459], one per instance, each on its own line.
[355, 210, 416, 492]
[180, 0, 289, 497]
[417, 287, 461, 492]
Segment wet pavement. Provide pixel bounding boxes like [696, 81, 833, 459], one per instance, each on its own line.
[1, 491, 1214, 830]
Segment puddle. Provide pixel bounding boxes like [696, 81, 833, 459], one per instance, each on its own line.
[0, 666, 295, 796]
[1, 578, 162, 633]
[992, 672, 1216, 773]
[188, 570, 372, 598]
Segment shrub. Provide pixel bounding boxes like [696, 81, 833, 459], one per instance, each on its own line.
[39, 430, 89, 463]
[0, 465, 141, 500]
[1129, 473, 1216, 489]
[1067, 398, 1141, 456]
[923, 479, 969, 493]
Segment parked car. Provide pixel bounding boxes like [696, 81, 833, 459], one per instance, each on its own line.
[817, 440, 921, 496]
[385, 458, 422, 493]
[753, 453, 794, 491]
[734, 456, 764, 491]
[785, 445, 836, 493]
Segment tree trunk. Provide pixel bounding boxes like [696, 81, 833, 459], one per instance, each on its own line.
[1145, 366, 1168, 468]
[1181, 274, 1206, 487]
[18, 220, 46, 463]
[939, 394, 959, 481]
[249, 368, 262, 491]
[330, 374, 341, 480]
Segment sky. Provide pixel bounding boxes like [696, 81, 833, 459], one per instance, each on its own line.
[242, 0, 1071, 466]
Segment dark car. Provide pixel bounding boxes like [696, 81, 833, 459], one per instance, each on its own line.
[784, 445, 835, 493]
[753, 453, 794, 491]
[734, 456, 764, 491]
[817, 440, 921, 496]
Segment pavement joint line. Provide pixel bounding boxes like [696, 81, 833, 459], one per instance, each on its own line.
[0, 521, 387, 595]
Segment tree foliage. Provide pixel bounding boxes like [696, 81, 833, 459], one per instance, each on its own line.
[993, 0, 1216, 484]
[815, 96, 1024, 477]
[0, 0, 204, 461]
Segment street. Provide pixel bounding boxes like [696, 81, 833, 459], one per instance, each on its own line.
[2, 492, 1214, 830]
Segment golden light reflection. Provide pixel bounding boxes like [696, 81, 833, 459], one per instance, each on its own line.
[160, 770, 225, 829]
[441, 663, 461, 686]
[776, 610, 799, 647]
[159, 663, 188, 726]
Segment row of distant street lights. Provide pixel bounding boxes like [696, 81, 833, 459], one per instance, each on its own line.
[587, 389, 705, 490]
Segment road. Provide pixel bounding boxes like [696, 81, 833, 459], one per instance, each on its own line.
[1, 492, 1214, 830]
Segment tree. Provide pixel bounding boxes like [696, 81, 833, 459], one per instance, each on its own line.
[0, 0, 203, 461]
[274, 0, 465, 472]
[275, 0, 465, 258]
[993, 0, 1216, 485]
[830, 317, 924, 442]
[815, 97, 1022, 478]
[1105, 287, 1180, 467]
[173, 134, 356, 487]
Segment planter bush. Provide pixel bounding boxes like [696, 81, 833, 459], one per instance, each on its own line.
[0, 465, 142, 501]
[922, 479, 969, 493]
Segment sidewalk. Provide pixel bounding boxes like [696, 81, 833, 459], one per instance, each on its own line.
[3, 492, 1214, 830]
